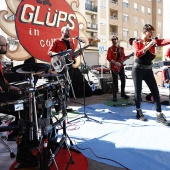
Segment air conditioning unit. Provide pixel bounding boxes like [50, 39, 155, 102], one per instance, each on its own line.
[91, 15, 96, 20]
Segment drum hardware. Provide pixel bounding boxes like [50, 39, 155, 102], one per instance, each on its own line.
[11, 63, 74, 169]
[49, 149, 58, 170]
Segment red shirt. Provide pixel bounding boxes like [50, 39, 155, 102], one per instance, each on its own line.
[107, 45, 126, 71]
[48, 38, 75, 54]
[133, 38, 170, 60]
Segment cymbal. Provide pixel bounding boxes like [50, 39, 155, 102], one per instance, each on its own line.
[51, 49, 73, 57]
[11, 63, 50, 74]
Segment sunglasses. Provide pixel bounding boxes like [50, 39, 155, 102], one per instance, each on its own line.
[0, 44, 8, 47]
[112, 39, 118, 41]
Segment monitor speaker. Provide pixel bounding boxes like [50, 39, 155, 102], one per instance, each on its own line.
[100, 78, 111, 94]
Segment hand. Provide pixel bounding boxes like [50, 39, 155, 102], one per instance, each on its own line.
[149, 39, 157, 47]
[114, 61, 121, 67]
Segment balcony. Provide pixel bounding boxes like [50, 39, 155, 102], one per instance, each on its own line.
[109, 32, 118, 39]
[110, 0, 118, 10]
[109, 16, 118, 25]
[87, 22, 98, 31]
[85, 3, 97, 12]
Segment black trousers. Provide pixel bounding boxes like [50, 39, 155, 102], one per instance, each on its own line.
[111, 67, 126, 98]
[132, 67, 161, 112]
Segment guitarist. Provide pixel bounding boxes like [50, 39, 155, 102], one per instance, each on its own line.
[107, 36, 130, 102]
[48, 26, 92, 98]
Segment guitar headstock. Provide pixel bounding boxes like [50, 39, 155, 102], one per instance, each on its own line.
[88, 38, 100, 45]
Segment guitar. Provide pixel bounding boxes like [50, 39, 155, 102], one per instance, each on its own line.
[111, 52, 134, 73]
[51, 38, 100, 73]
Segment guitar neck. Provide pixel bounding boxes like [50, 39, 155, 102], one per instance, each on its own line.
[68, 44, 90, 59]
[120, 52, 134, 64]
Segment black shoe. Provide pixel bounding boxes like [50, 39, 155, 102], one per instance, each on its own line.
[121, 94, 130, 99]
[113, 98, 117, 102]
[156, 113, 170, 126]
[136, 109, 147, 121]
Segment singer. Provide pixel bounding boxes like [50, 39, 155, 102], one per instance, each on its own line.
[132, 24, 170, 126]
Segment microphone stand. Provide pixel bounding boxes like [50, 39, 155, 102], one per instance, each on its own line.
[68, 40, 102, 124]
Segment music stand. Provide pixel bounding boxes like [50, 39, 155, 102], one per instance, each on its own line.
[68, 41, 102, 124]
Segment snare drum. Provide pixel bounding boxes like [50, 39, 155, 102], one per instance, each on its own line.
[0, 99, 25, 112]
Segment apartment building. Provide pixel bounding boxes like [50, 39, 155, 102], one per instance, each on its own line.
[75, 0, 164, 66]
[0, 0, 165, 66]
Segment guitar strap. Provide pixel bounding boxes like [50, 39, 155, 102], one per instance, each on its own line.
[110, 46, 122, 61]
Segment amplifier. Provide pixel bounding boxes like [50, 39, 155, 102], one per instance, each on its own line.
[100, 78, 112, 94]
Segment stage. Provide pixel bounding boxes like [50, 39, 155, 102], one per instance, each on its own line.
[0, 79, 170, 170]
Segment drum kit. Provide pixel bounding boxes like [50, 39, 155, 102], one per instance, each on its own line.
[3, 62, 74, 169]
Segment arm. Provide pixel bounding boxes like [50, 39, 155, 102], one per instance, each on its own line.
[165, 48, 170, 61]
[133, 39, 155, 58]
[157, 39, 170, 47]
[48, 39, 62, 57]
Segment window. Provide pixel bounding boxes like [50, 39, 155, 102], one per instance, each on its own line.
[148, 8, 151, 14]
[87, 22, 91, 29]
[123, 29, 129, 37]
[111, 0, 117, 3]
[158, 21, 161, 28]
[123, 0, 129, 8]
[158, 9, 161, 15]
[100, 0, 106, 8]
[157, 34, 161, 39]
[148, 20, 152, 25]
[141, 19, 145, 26]
[134, 17, 138, 24]
[134, 3, 138, 11]
[134, 31, 138, 38]
[141, 6, 145, 13]
[123, 14, 129, 22]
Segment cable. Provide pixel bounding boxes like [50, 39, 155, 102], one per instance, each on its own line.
[74, 143, 130, 170]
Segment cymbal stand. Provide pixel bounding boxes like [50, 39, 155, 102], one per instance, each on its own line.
[28, 73, 39, 140]
[37, 73, 74, 170]
[68, 41, 102, 124]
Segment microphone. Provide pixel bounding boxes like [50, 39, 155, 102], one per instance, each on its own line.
[75, 36, 85, 43]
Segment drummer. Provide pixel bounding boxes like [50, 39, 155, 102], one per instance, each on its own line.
[0, 35, 20, 102]
[0, 35, 21, 140]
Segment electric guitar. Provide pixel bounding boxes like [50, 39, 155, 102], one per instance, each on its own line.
[111, 52, 134, 73]
[51, 38, 100, 73]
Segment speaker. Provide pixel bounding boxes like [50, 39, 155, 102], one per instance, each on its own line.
[100, 78, 111, 94]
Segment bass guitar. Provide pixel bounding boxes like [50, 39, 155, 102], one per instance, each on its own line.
[51, 38, 100, 73]
[111, 52, 134, 73]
